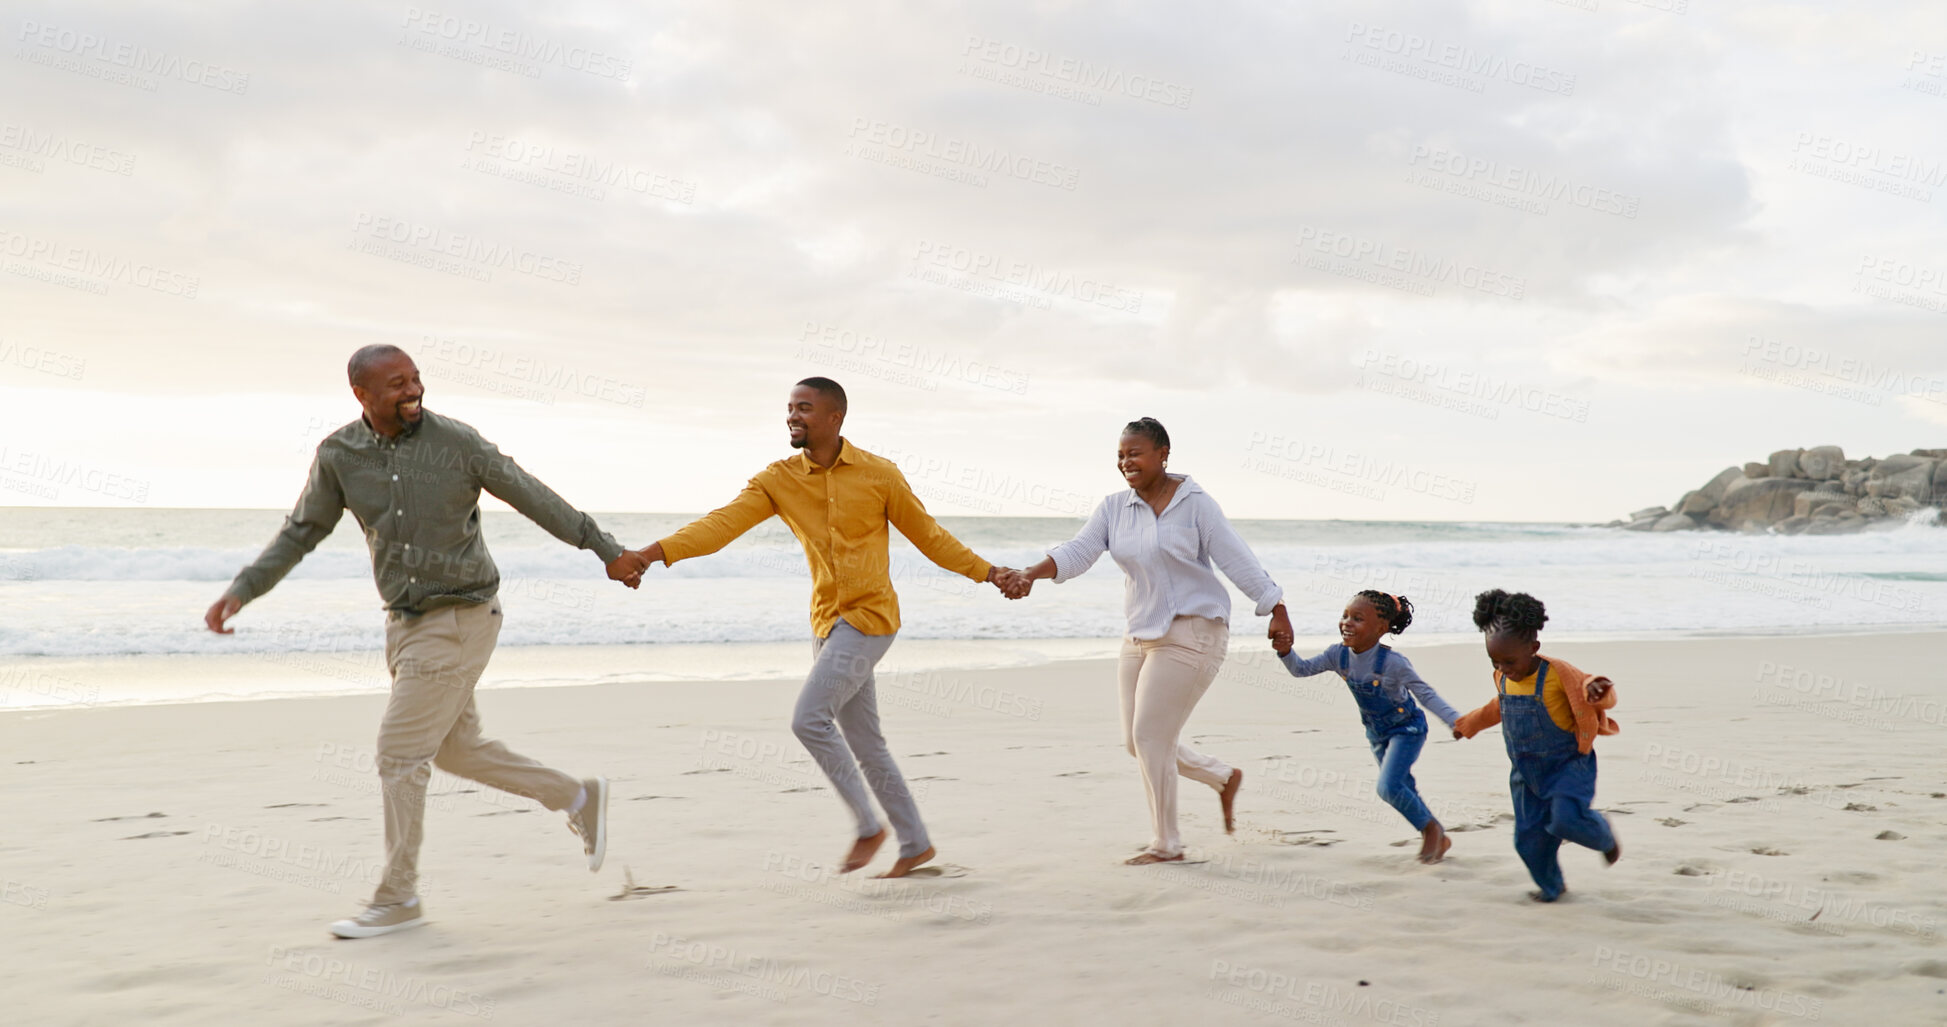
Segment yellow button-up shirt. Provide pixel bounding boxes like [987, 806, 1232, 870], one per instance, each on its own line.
[658, 439, 993, 637]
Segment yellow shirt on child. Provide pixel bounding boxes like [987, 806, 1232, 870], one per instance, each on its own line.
[1501, 663, 1576, 732]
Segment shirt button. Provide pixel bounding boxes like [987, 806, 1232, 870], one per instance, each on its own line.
[403, 544, 411, 550]
[409, 576, 417, 583]
[397, 510, 404, 516]
[391, 474, 399, 481]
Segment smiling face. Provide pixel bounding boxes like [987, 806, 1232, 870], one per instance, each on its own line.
[1117, 432, 1168, 491]
[352, 352, 424, 436]
[787, 384, 843, 450]
[1338, 596, 1391, 653]
[1484, 630, 1542, 682]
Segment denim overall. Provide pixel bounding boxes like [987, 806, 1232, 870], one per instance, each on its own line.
[1340, 646, 1433, 831]
[1498, 659, 1614, 900]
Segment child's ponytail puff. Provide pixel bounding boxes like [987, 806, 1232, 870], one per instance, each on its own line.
[1472, 589, 1547, 640]
[1357, 590, 1414, 634]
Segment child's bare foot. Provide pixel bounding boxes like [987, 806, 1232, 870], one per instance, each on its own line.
[839, 829, 887, 873]
[1124, 851, 1186, 866]
[1416, 822, 1451, 864]
[1219, 769, 1243, 834]
[1604, 839, 1622, 865]
[874, 846, 935, 878]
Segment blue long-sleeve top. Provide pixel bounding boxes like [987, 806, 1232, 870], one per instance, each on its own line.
[1280, 644, 1462, 729]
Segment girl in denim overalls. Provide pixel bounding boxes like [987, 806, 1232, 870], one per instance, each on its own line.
[1453, 589, 1622, 902]
[1276, 590, 1461, 864]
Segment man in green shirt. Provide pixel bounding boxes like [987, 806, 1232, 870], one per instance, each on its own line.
[205, 344, 648, 938]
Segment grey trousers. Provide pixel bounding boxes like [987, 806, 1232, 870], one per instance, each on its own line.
[795, 621, 928, 858]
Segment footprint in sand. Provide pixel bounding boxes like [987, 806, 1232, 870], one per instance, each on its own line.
[1749, 846, 1788, 856]
[1055, 771, 1089, 777]
[898, 863, 971, 879]
[264, 802, 327, 809]
[907, 751, 950, 758]
[609, 867, 682, 901]
[473, 809, 532, 817]
[1843, 803, 1878, 812]
[1876, 831, 1906, 840]
[1672, 864, 1711, 876]
[911, 775, 956, 782]
[780, 787, 818, 793]
[629, 795, 685, 801]
[124, 831, 191, 840]
[1448, 813, 1514, 833]
[93, 812, 166, 822]
[1903, 959, 1947, 979]
[1657, 817, 1688, 827]
[680, 768, 731, 775]
[1276, 832, 1341, 847]
[309, 816, 362, 822]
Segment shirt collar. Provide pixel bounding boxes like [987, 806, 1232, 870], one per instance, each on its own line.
[361, 410, 424, 445]
[796, 437, 854, 473]
[1123, 472, 1198, 507]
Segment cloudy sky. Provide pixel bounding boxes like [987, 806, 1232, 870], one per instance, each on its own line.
[3, 0, 1946, 522]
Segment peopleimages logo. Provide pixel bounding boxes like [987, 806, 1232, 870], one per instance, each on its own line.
[15, 19, 250, 93]
[847, 119, 1080, 191]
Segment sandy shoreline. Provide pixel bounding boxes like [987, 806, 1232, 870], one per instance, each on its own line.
[7, 632, 1946, 1024]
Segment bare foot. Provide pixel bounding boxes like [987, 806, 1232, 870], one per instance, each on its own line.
[1219, 769, 1243, 834]
[1123, 851, 1186, 866]
[1416, 822, 1451, 864]
[839, 829, 887, 873]
[874, 846, 936, 878]
[1604, 839, 1622, 865]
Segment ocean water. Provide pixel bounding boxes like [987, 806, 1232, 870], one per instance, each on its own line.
[4, 507, 1945, 667]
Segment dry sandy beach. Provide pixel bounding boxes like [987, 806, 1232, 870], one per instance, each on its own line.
[5, 632, 1945, 1025]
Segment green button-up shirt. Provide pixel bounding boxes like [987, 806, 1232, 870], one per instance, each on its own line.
[226, 409, 623, 614]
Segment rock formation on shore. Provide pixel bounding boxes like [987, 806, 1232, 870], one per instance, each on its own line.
[1612, 446, 1945, 534]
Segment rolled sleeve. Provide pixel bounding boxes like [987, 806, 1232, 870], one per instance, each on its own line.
[1198, 494, 1282, 613]
[1048, 498, 1112, 584]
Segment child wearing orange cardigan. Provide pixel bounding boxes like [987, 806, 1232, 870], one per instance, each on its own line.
[1452, 590, 1620, 902]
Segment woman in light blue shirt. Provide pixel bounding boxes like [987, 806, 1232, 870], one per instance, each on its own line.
[1017, 418, 1292, 864]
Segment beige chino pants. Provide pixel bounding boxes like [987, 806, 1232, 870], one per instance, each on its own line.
[1117, 614, 1234, 858]
[372, 598, 580, 905]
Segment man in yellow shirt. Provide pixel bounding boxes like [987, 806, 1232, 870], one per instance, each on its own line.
[636, 378, 1024, 877]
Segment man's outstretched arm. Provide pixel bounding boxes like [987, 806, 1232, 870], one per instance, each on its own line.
[469, 434, 645, 585]
[639, 479, 778, 567]
[207, 454, 347, 632]
[883, 467, 998, 585]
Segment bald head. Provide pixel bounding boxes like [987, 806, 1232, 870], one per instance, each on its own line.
[348, 344, 409, 388]
[348, 345, 425, 437]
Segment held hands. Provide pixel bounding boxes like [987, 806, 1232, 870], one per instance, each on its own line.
[988, 566, 1032, 599]
[1585, 675, 1614, 704]
[606, 549, 650, 589]
[1266, 604, 1293, 655]
[204, 595, 242, 634]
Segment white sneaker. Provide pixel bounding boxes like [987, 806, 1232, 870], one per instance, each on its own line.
[329, 899, 426, 939]
[568, 777, 608, 872]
